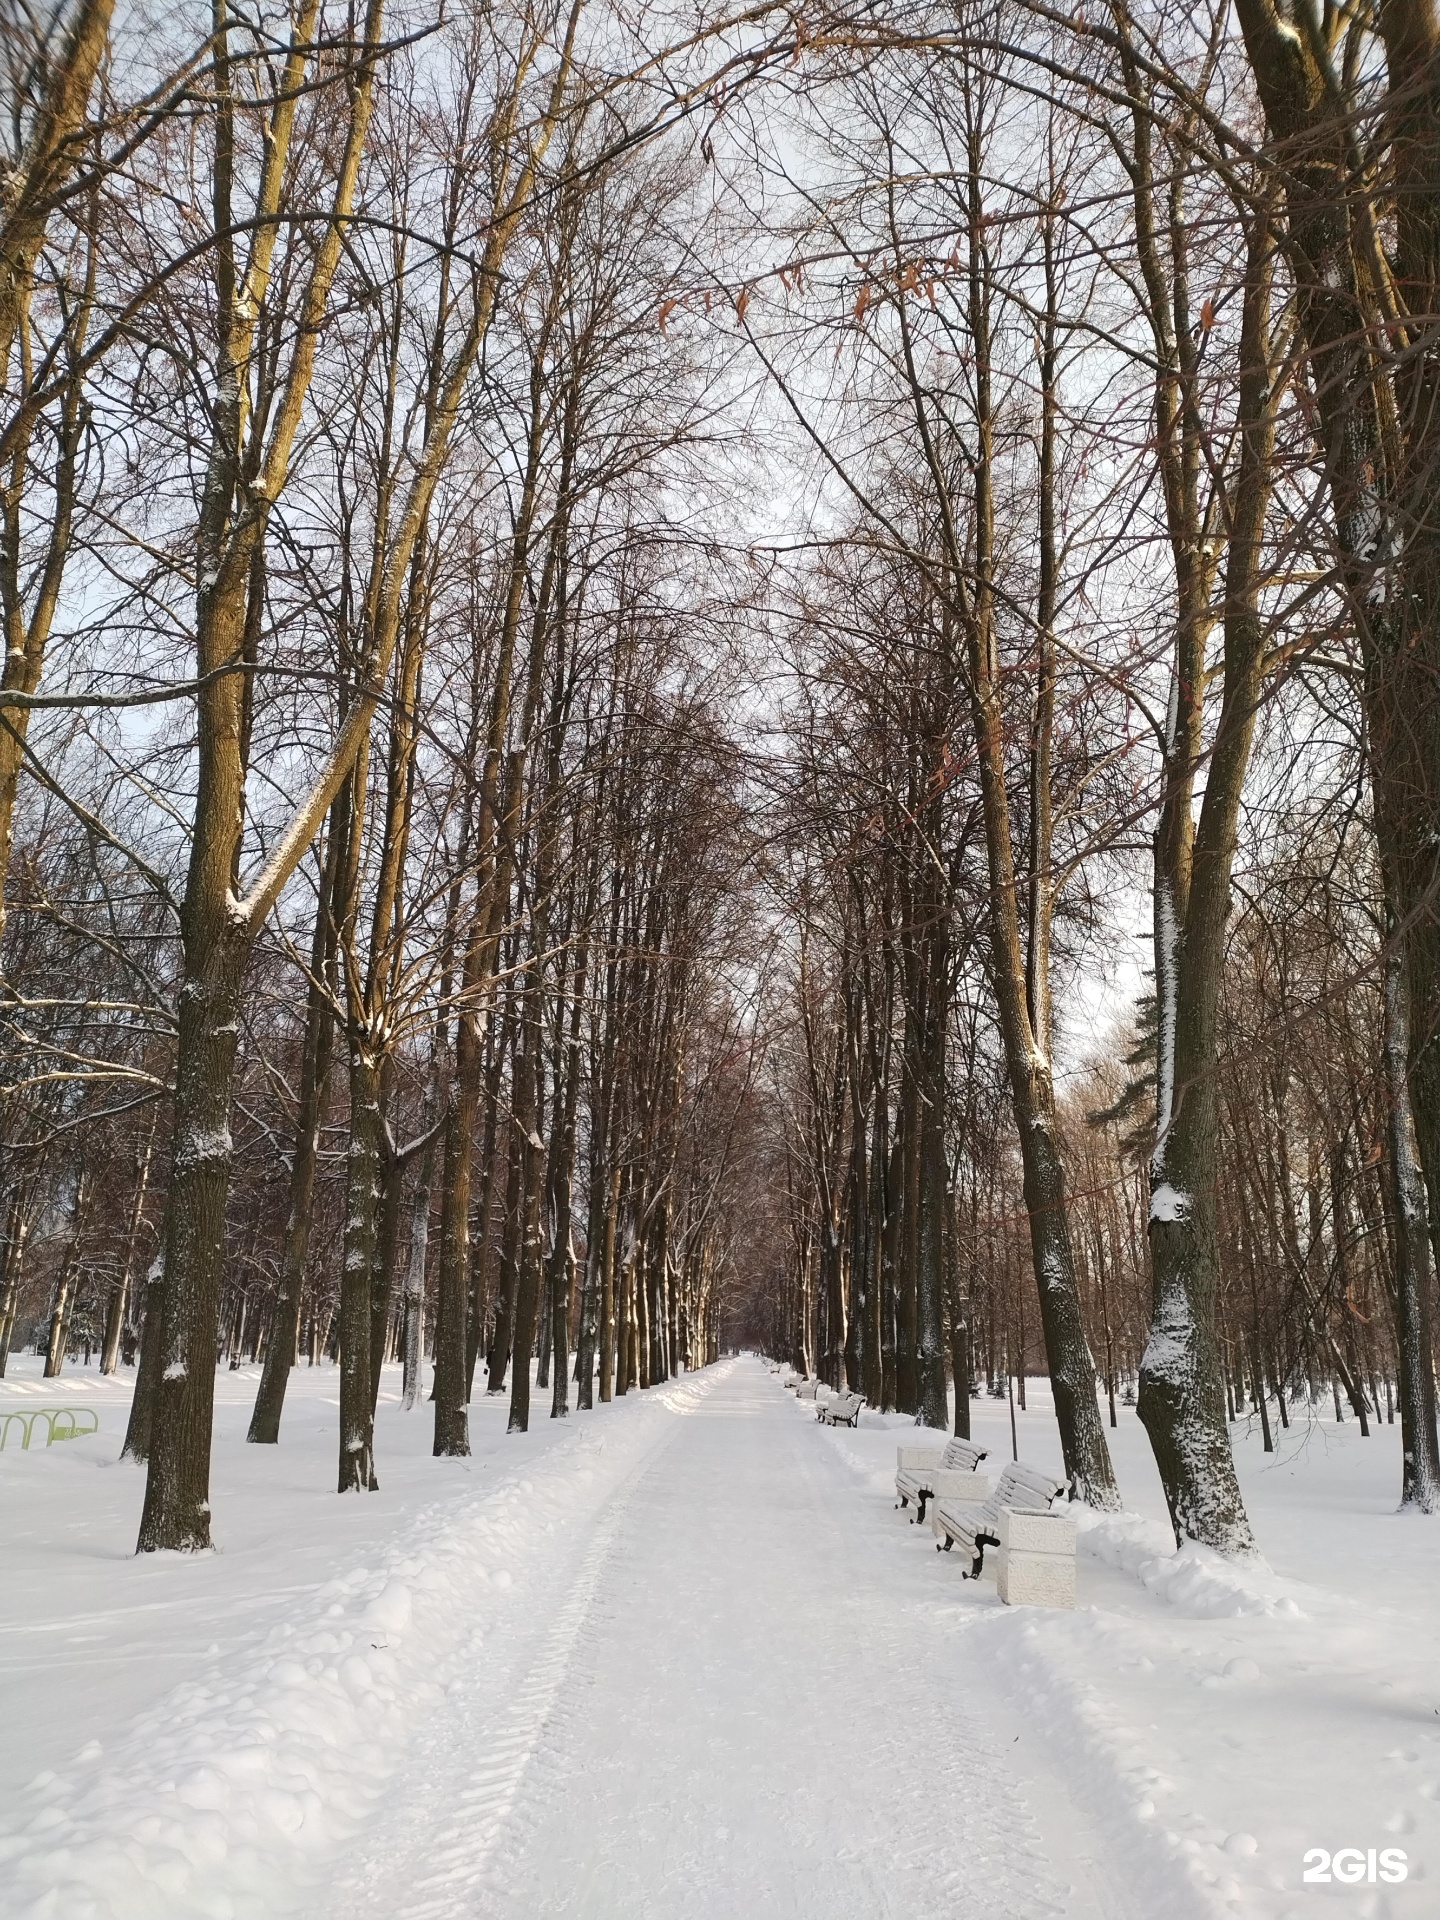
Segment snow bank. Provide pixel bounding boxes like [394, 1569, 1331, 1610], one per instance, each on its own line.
[0, 1364, 724, 1920]
[1075, 1508, 1304, 1619]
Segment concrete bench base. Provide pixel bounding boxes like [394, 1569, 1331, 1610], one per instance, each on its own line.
[996, 1547, 1076, 1608]
[995, 1508, 1077, 1608]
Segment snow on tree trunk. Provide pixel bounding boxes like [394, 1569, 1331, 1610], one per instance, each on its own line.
[137, 948, 244, 1551]
[338, 1051, 382, 1493]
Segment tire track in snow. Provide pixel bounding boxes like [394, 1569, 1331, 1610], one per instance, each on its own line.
[332, 1364, 729, 1920]
[396, 1466, 647, 1917]
[473, 1365, 1106, 1920]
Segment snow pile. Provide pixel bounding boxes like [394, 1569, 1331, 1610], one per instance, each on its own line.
[0, 1365, 726, 1920]
[1075, 1508, 1304, 1619]
[648, 1368, 720, 1417]
[2, 1554, 440, 1917]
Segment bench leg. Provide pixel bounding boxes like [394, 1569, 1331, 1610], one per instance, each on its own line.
[937, 1535, 952, 1552]
[914, 1492, 928, 1525]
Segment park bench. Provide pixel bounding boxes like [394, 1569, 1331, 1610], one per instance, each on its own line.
[894, 1436, 989, 1524]
[818, 1389, 864, 1427]
[931, 1461, 1075, 1609]
[794, 1379, 821, 1401]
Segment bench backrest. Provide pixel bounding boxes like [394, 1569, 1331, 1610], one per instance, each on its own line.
[834, 1391, 862, 1412]
[982, 1461, 1064, 1529]
[940, 1438, 987, 1473]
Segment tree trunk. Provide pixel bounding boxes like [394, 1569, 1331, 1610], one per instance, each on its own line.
[137, 937, 247, 1549]
[486, 1112, 522, 1395]
[432, 1001, 480, 1455]
[369, 1115, 407, 1418]
[0, 1198, 28, 1377]
[1381, 925, 1440, 1507]
[248, 830, 340, 1443]
[864, 1081, 887, 1407]
[507, 1033, 544, 1433]
[598, 1163, 620, 1402]
[121, 1255, 164, 1460]
[901, 85, 1118, 1508]
[1138, 216, 1273, 1555]
[102, 1125, 155, 1376]
[881, 1130, 901, 1409]
[1235, 0, 1440, 1338]
[465, 1026, 506, 1399]
[916, 911, 949, 1428]
[547, 947, 588, 1418]
[401, 1138, 433, 1410]
[338, 1049, 382, 1491]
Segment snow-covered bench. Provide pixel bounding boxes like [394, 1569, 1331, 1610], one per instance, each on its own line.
[794, 1379, 820, 1401]
[894, 1437, 989, 1525]
[818, 1390, 864, 1427]
[932, 1461, 1075, 1608]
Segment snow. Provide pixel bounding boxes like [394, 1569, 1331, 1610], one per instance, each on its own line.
[2, 1356, 1439, 1916]
[1149, 1182, 1190, 1223]
[172, 1125, 234, 1172]
[1074, 1510, 1301, 1619]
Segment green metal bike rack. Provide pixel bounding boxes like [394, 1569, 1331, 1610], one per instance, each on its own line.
[0, 1406, 100, 1450]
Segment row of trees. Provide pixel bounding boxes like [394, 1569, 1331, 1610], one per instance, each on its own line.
[5, 0, 1440, 1563]
[749, 0, 1440, 1550]
[0, 0, 787, 1545]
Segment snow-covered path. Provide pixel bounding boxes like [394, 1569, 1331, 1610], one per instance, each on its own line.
[9, 1351, 1440, 1920]
[330, 1357, 1121, 1920]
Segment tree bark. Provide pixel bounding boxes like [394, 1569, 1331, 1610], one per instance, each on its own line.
[1380, 920, 1440, 1507]
[0, 1195, 29, 1377]
[248, 821, 341, 1442]
[102, 1123, 155, 1376]
[1234, 0, 1440, 1347]
[1138, 214, 1274, 1554]
[121, 1254, 164, 1460]
[507, 1006, 544, 1432]
[338, 1048, 382, 1491]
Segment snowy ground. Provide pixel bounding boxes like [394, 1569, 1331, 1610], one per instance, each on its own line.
[2, 1354, 1438, 1918]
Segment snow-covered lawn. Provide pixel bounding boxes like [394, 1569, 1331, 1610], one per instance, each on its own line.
[1, 1353, 1436, 1917]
